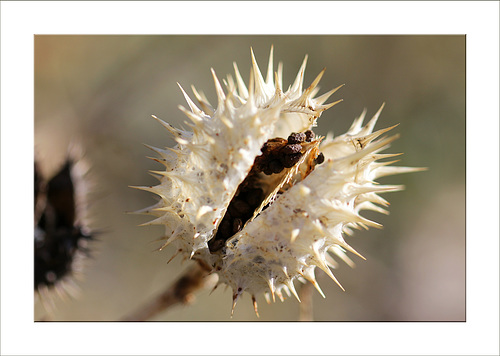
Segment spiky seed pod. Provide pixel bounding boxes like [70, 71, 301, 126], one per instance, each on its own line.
[136, 47, 423, 316]
[34, 148, 93, 311]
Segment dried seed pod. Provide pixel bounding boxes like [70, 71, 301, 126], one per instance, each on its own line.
[136, 47, 423, 316]
[35, 151, 94, 311]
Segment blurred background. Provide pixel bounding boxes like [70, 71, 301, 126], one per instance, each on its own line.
[34, 35, 465, 321]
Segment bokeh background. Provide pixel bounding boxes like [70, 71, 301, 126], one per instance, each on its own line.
[34, 35, 465, 321]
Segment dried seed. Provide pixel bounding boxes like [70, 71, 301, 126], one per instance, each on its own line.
[218, 219, 232, 237]
[261, 138, 287, 154]
[229, 199, 252, 217]
[242, 188, 264, 207]
[281, 143, 302, 155]
[282, 152, 303, 168]
[304, 130, 315, 142]
[263, 166, 274, 176]
[287, 132, 306, 144]
[232, 218, 243, 234]
[315, 152, 325, 165]
[208, 238, 226, 252]
[269, 159, 284, 174]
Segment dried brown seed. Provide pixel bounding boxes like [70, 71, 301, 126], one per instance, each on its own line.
[315, 152, 325, 165]
[304, 130, 315, 142]
[261, 138, 287, 154]
[281, 143, 302, 155]
[229, 199, 252, 217]
[208, 238, 226, 252]
[287, 132, 306, 144]
[282, 152, 303, 168]
[232, 218, 243, 234]
[244, 188, 264, 207]
[268, 159, 284, 174]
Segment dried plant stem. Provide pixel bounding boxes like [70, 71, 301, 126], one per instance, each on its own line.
[122, 261, 212, 321]
[299, 282, 314, 321]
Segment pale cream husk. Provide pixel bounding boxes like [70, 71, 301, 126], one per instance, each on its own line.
[136, 48, 422, 314]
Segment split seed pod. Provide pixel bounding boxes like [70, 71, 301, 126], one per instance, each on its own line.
[135, 47, 423, 316]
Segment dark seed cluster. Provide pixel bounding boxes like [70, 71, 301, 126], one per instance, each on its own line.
[208, 179, 264, 252]
[209, 130, 324, 253]
[255, 130, 316, 176]
[35, 161, 92, 290]
[287, 132, 306, 144]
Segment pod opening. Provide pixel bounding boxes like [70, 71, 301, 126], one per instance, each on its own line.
[208, 130, 324, 253]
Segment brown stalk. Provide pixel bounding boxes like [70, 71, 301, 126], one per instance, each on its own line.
[121, 260, 213, 321]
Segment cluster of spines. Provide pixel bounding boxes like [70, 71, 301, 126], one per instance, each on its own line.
[137, 47, 424, 317]
[215, 108, 425, 316]
[34, 148, 93, 312]
[135, 47, 341, 260]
